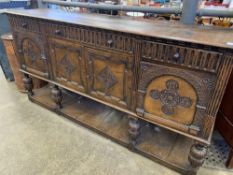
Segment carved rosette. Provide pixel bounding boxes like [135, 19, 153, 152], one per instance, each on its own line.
[150, 79, 192, 115]
[188, 143, 208, 169]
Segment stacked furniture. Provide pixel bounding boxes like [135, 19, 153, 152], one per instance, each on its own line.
[0, 13, 13, 80]
[0, 0, 30, 80]
[5, 9, 233, 174]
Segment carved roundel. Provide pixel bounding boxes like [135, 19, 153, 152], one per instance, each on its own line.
[150, 79, 193, 115]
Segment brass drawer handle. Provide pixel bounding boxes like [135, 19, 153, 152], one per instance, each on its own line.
[21, 22, 28, 28]
[54, 29, 62, 36]
[107, 39, 113, 48]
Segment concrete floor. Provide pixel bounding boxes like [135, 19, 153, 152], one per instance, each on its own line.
[0, 69, 232, 175]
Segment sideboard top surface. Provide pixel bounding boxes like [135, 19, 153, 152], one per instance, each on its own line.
[5, 9, 233, 49]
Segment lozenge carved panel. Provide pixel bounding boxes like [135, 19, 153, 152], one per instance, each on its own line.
[85, 47, 133, 109]
[49, 38, 87, 92]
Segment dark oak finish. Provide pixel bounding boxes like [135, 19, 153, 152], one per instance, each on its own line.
[5, 9, 233, 174]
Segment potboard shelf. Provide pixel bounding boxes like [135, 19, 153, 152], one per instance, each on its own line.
[29, 85, 194, 174]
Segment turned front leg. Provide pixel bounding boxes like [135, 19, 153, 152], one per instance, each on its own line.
[188, 142, 208, 169]
[51, 85, 62, 110]
[23, 74, 33, 96]
[128, 117, 140, 148]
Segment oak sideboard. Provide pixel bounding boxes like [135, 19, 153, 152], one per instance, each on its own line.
[5, 9, 233, 174]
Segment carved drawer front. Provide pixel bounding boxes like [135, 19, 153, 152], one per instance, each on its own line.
[13, 31, 49, 78]
[137, 61, 217, 139]
[40, 21, 133, 53]
[49, 38, 86, 92]
[8, 15, 40, 33]
[95, 30, 133, 53]
[142, 41, 222, 73]
[85, 47, 133, 109]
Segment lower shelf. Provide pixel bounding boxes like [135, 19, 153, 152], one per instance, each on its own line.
[29, 85, 195, 174]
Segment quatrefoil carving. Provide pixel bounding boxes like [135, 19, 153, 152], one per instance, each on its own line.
[150, 79, 193, 115]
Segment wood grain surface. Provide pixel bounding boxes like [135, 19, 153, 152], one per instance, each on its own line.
[4, 8, 233, 49]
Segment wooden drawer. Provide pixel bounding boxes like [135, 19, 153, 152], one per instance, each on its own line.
[40, 21, 133, 54]
[84, 47, 133, 109]
[8, 15, 40, 33]
[95, 30, 133, 53]
[136, 61, 217, 140]
[142, 40, 222, 73]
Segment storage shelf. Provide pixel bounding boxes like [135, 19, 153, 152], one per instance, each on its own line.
[29, 85, 195, 174]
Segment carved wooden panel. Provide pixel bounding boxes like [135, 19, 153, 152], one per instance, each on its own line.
[49, 38, 86, 92]
[13, 31, 49, 78]
[85, 47, 133, 109]
[146, 76, 197, 124]
[137, 61, 216, 138]
[142, 41, 222, 73]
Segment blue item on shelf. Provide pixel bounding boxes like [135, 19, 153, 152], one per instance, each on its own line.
[0, 1, 28, 81]
[0, 1, 29, 81]
[0, 1, 28, 9]
[0, 13, 14, 81]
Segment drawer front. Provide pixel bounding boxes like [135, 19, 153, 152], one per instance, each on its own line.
[142, 40, 222, 73]
[13, 31, 50, 78]
[137, 61, 216, 139]
[40, 21, 133, 53]
[85, 47, 133, 109]
[8, 15, 40, 33]
[49, 38, 87, 92]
